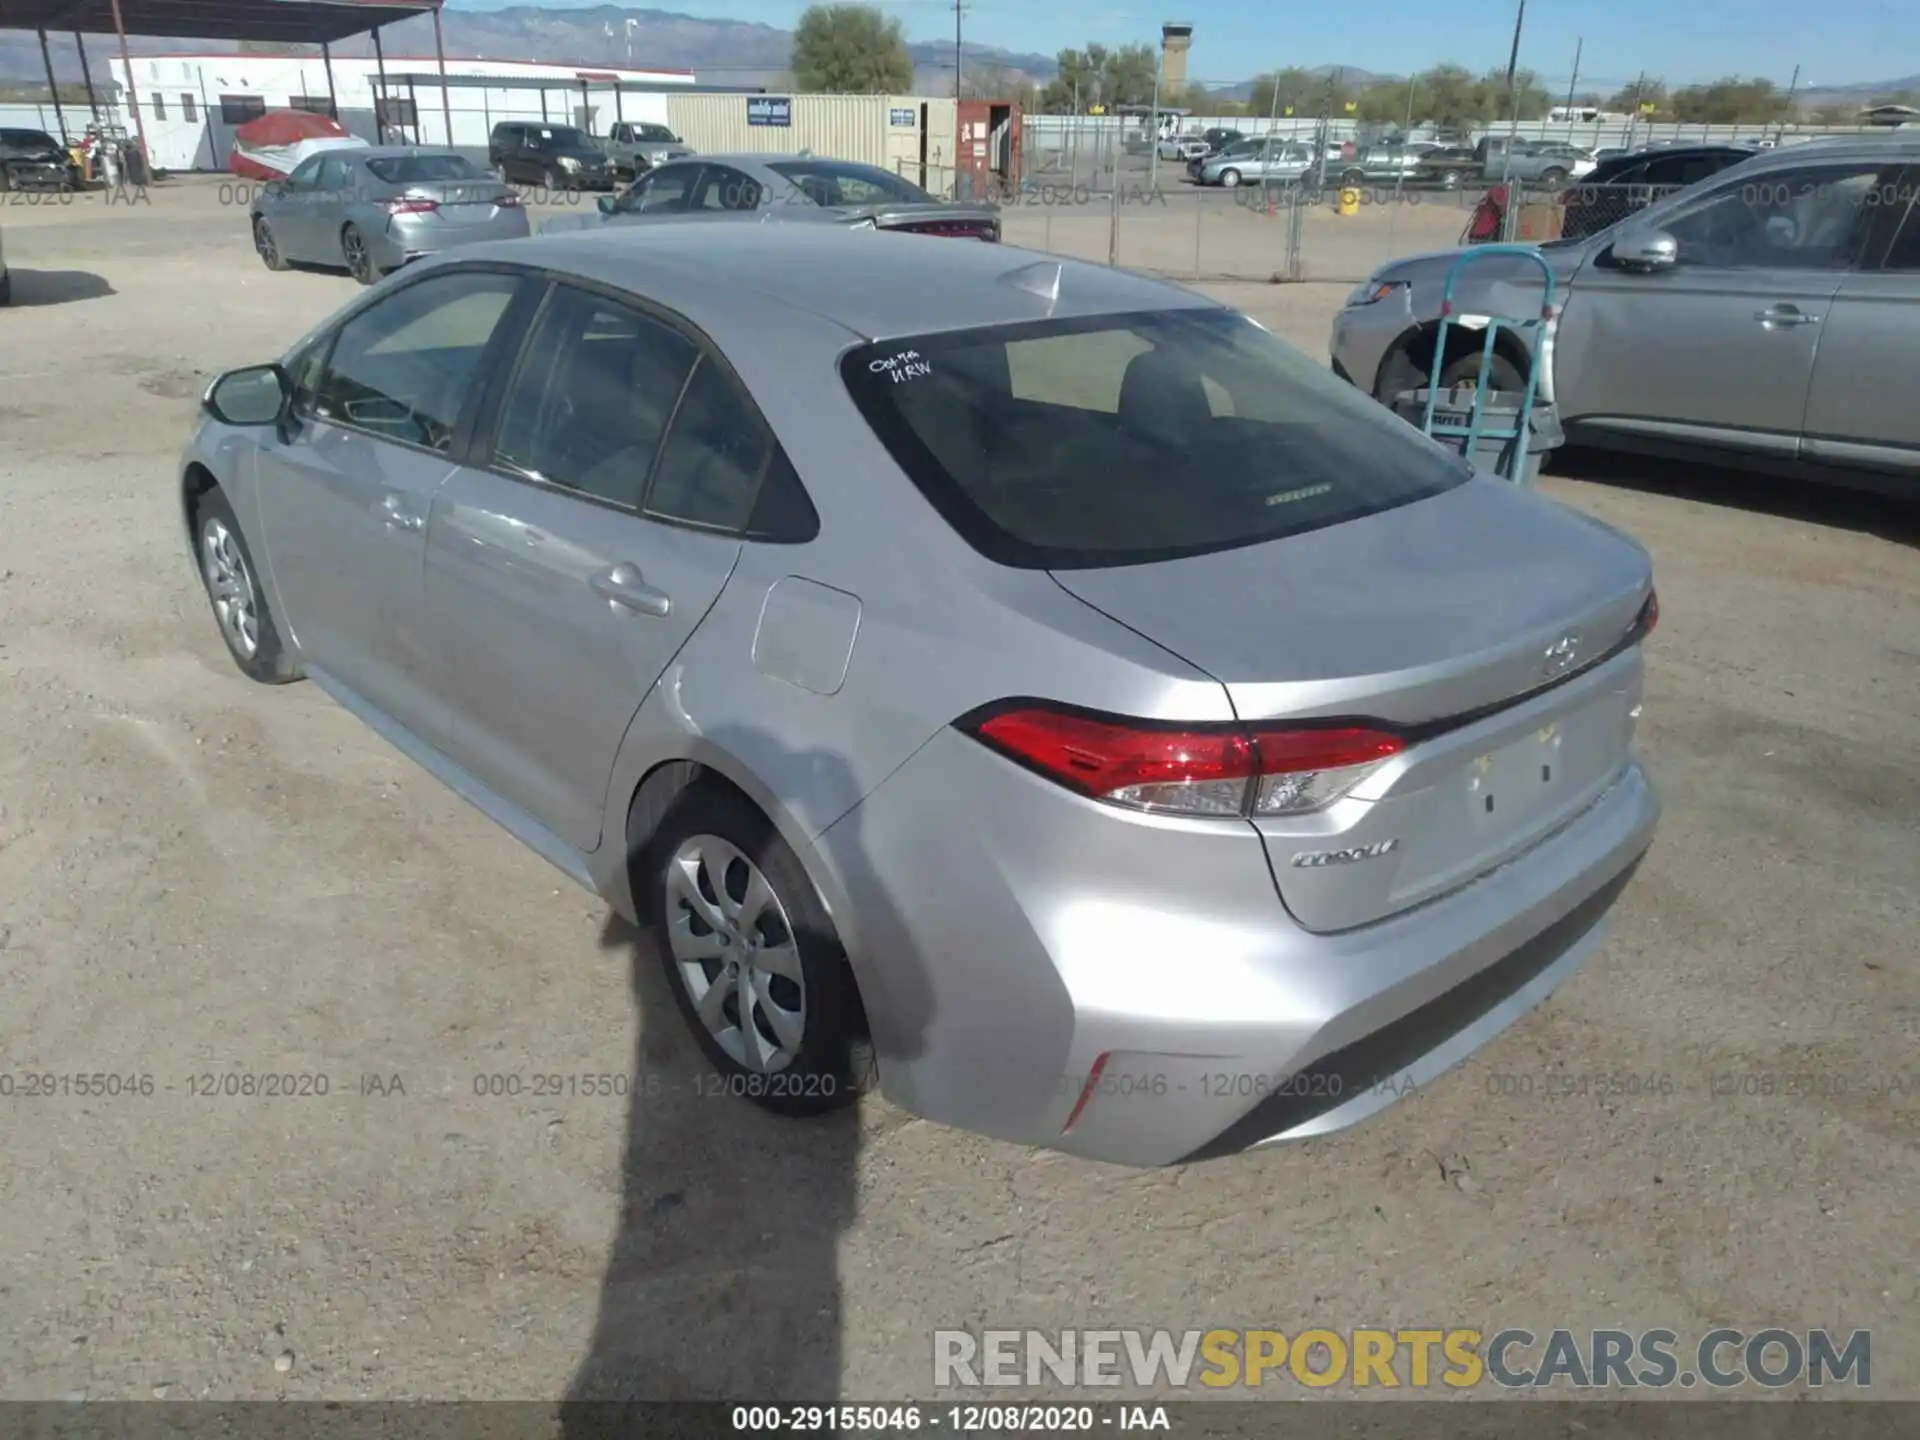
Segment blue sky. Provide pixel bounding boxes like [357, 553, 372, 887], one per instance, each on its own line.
[457, 0, 1917, 89]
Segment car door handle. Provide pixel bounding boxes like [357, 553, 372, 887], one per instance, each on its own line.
[591, 563, 672, 618]
[375, 494, 425, 532]
[1755, 305, 1818, 327]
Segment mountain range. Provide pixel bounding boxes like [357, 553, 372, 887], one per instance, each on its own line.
[0, 6, 1911, 108]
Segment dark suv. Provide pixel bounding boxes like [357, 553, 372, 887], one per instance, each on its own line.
[0, 128, 77, 191]
[487, 122, 616, 190]
[1558, 143, 1756, 239]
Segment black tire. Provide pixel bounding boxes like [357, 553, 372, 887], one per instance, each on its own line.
[1539, 166, 1569, 189]
[341, 222, 378, 285]
[1439, 351, 1526, 393]
[192, 488, 301, 684]
[1341, 167, 1366, 186]
[544, 166, 565, 193]
[0, 268, 11, 307]
[641, 785, 867, 1118]
[1218, 167, 1241, 188]
[0, 165, 11, 193]
[253, 216, 288, 271]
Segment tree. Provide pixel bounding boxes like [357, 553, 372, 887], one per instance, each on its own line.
[1247, 67, 1344, 119]
[1669, 76, 1790, 124]
[1414, 63, 1488, 131]
[1036, 40, 1158, 110]
[790, 4, 913, 95]
[961, 66, 1036, 105]
[1606, 77, 1669, 118]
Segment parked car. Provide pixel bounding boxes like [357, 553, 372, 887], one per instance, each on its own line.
[1486, 140, 1599, 187]
[1331, 137, 1919, 493]
[180, 224, 1658, 1166]
[249, 147, 528, 286]
[541, 155, 1000, 241]
[1334, 142, 1430, 186]
[604, 119, 694, 180]
[0, 127, 78, 191]
[487, 121, 617, 190]
[1411, 145, 1482, 189]
[1157, 132, 1210, 162]
[1558, 144, 1757, 240]
[1195, 140, 1314, 188]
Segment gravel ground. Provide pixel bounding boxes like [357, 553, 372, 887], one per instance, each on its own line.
[0, 179, 1915, 1405]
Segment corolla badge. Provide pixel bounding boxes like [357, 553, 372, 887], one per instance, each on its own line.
[1291, 839, 1400, 868]
[1541, 633, 1582, 678]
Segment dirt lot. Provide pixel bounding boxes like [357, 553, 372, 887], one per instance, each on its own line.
[1, 178, 1916, 1404]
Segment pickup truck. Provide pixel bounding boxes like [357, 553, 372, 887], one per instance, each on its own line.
[1477, 137, 1597, 187]
[603, 120, 695, 180]
[1331, 142, 1435, 186]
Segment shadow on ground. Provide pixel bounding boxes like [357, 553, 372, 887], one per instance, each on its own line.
[1549, 446, 1918, 548]
[558, 734, 933, 1432]
[3, 268, 115, 307]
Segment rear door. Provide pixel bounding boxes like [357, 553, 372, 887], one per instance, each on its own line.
[270, 153, 326, 260]
[253, 267, 530, 746]
[1801, 168, 1920, 484]
[1555, 157, 1893, 459]
[423, 279, 758, 849]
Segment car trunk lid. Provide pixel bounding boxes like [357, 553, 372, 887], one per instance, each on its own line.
[390, 181, 519, 226]
[1050, 479, 1652, 931]
[836, 201, 1001, 240]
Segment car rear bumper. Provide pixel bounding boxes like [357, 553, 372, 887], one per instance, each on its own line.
[815, 724, 1657, 1167]
[374, 208, 532, 266]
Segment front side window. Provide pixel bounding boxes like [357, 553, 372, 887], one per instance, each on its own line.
[615, 164, 698, 214]
[638, 123, 678, 142]
[843, 308, 1472, 570]
[691, 165, 763, 212]
[286, 155, 324, 187]
[312, 271, 521, 451]
[491, 285, 697, 507]
[314, 154, 355, 193]
[1657, 164, 1887, 270]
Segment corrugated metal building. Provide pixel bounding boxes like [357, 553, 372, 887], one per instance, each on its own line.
[666, 92, 958, 190]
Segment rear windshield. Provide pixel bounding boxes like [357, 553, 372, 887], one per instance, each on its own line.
[767, 159, 931, 207]
[365, 153, 487, 184]
[842, 308, 1472, 570]
[1, 129, 59, 149]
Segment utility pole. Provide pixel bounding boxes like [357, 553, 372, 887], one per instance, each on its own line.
[1501, 0, 1526, 130]
[1626, 68, 1646, 149]
[1563, 37, 1582, 138]
[953, 0, 963, 100]
[1779, 63, 1800, 143]
[1148, 43, 1164, 193]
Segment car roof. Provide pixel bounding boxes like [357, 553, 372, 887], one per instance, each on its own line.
[355, 146, 468, 161]
[448, 224, 1220, 343]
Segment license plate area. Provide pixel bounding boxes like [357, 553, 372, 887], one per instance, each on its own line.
[1467, 720, 1572, 839]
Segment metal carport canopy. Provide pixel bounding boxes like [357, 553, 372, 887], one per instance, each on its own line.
[0, 0, 437, 45]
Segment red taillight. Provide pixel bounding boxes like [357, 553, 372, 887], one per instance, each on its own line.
[497, 191, 522, 208]
[965, 705, 1404, 819]
[1639, 589, 1659, 639]
[380, 197, 439, 215]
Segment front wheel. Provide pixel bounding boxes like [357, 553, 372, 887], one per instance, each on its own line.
[195, 489, 301, 684]
[1441, 169, 1467, 190]
[644, 786, 868, 1117]
[1218, 168, 1241, 188]
[1439, 352, 1526, 393]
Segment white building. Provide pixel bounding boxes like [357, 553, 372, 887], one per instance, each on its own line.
[107, 52, 698, 172]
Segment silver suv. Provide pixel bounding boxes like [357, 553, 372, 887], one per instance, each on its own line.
[1331, 137, 1920, 493]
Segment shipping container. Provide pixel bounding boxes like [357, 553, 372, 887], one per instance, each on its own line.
[665, 91, 958, 183]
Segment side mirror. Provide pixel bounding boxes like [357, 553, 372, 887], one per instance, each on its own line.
[597, 193, 615, 215]
[1612, 226, 1678, 271]
[203, 364, 290, 426]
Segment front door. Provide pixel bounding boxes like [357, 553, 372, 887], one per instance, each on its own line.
[253, 268, 527, 745]
[425, 281, 760, 850]
[1556, 158, 1893, 459]
[273, 153, 325, 261]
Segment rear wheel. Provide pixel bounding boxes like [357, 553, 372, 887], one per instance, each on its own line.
[1441, 168, 1468, 190]
[1539, 166, 1569, 190]
[253, 216, 287, 271]
[1341, 167, 1366, 186]
[1439, 352, 1526, 393]
[341, 222, 377, 285]
[643, 786, 867, 1117]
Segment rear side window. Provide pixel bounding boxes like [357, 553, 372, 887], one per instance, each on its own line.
[647, 356, 774, 530]
[492, 285, 698, 507]
[842, 308, 1472, 570]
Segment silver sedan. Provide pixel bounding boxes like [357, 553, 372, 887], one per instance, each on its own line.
[542, 153, 1000, 241]
[249, 146, 529, 286]
[179, 225, 1657, 1166]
